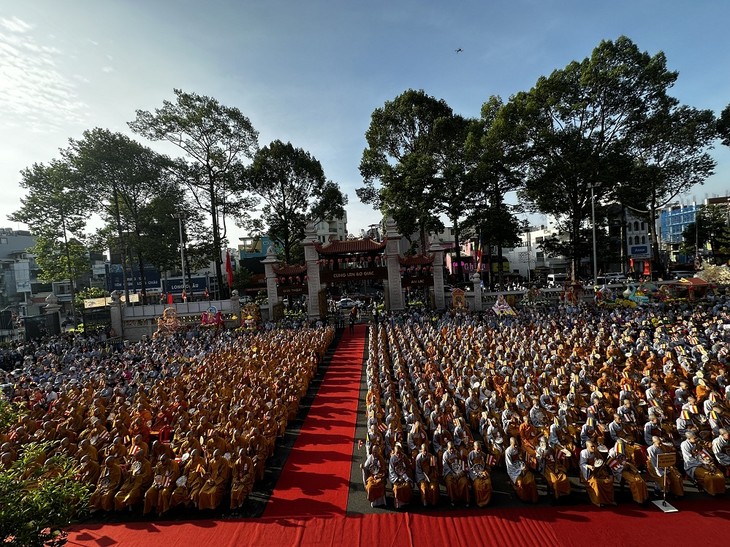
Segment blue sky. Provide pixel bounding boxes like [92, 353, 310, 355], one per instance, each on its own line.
[1, 0, 729, 241]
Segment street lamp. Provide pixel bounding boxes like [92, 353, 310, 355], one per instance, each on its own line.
[589, 183, 601, 284]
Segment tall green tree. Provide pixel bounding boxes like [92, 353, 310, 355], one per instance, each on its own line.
[9, 160, 92, 314]
[623, 105, 716, 277]
[465, 97, 526, 287]
[66, 128, 180, 300]
[504, 36, 682, 279]
[430, 113, 474, 282]
[245, 140, 347, 264]
[358, 89, 452, 252]
[129, 89, 259, 297]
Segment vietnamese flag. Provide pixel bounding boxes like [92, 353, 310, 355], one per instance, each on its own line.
[225, 251, 234, 288]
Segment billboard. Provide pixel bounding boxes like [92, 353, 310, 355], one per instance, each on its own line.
[163, 277, 209, 294]
[108, 268, 162, 292]
[629, 245, 652, 259]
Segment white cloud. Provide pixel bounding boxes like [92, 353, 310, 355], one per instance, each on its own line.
[101, 66, 113, 73]
[0, 20, 88, 133]
[0, 16, 33, 34]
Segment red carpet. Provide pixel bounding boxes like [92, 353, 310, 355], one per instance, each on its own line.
[68, 500, 729, 547]
[262, 324, 366, 518]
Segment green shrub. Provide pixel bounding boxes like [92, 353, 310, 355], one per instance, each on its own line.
[0, 442, 91, 546]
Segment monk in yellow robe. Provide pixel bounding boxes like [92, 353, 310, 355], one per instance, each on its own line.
[467, 442, 492, 507]
[90, 456, 123, 512]
[197, 450, 231, 510]
[114, 450, 153, 511]
[143, 454, 179, 516]
[579, 441, 615, 507]
[230, 448, 255, 511]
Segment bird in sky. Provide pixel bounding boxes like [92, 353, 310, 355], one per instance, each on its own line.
[455, 48, 463, 53]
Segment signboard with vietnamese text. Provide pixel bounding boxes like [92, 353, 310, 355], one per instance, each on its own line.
[320, 267, 388, 283]
[401, 276, 434, 288]
[84, 294, 140, 308]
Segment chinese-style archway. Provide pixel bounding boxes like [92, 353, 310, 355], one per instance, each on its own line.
[261, 219, 448, 319]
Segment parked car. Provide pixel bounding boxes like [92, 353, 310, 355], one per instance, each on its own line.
[337, 298, 362, 309]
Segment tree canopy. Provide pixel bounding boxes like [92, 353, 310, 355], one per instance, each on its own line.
[359, 89, 454, 252]
[129, 89, 259, 296]
[245, 140, 347, 263]
[504, 36, 715, 278]
[9, 160, 93, 313]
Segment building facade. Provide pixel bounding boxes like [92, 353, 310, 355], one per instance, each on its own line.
[659, 202, 697, 263]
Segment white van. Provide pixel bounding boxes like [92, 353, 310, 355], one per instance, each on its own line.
[547, 273, 568, 286]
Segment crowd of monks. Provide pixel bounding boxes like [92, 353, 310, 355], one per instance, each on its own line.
[3, 298, 730, 518]
[1, 327, 333, 517]
[361, 302, 730, 509]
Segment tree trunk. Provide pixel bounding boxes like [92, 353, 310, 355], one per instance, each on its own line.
[453, 221, 463, 282]
[497, 243, 504, 288]
[135, 228, 147, 303]
[112, 183, 131, 302]
[210, 179, 224, 299]
[61, 217, 76, 317]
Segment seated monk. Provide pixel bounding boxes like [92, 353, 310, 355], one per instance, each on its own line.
[607, 441, 648, 504]
[505, 437, 539, 503]
[114, 449, 153, 511]
[388, 443, 414, 509]
[467, 441, 492, 507]
[646, 436, 684, 497]
[414, 443, 439, 507]
[197, 450, 231, 510]
[536, 437, 571, 500]
[143, 453, 179, 516]
[360, 445, 387, 508]
[170, 449, 207, 509]
[77, 454, 101, 487]
[579, 441, 616, 507]
[442, 441, 470, 507]
[230, 447, 255, 511]
[89, 456, 123, 512]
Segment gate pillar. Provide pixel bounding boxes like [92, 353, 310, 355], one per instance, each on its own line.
[385, 218, 404, 311]
[261, 246, 280, 320]
[429, 238, 446, 310]
[303, 223, 322, 318]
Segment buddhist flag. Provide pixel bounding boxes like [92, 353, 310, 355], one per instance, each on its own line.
[225, 251, 234, 288]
